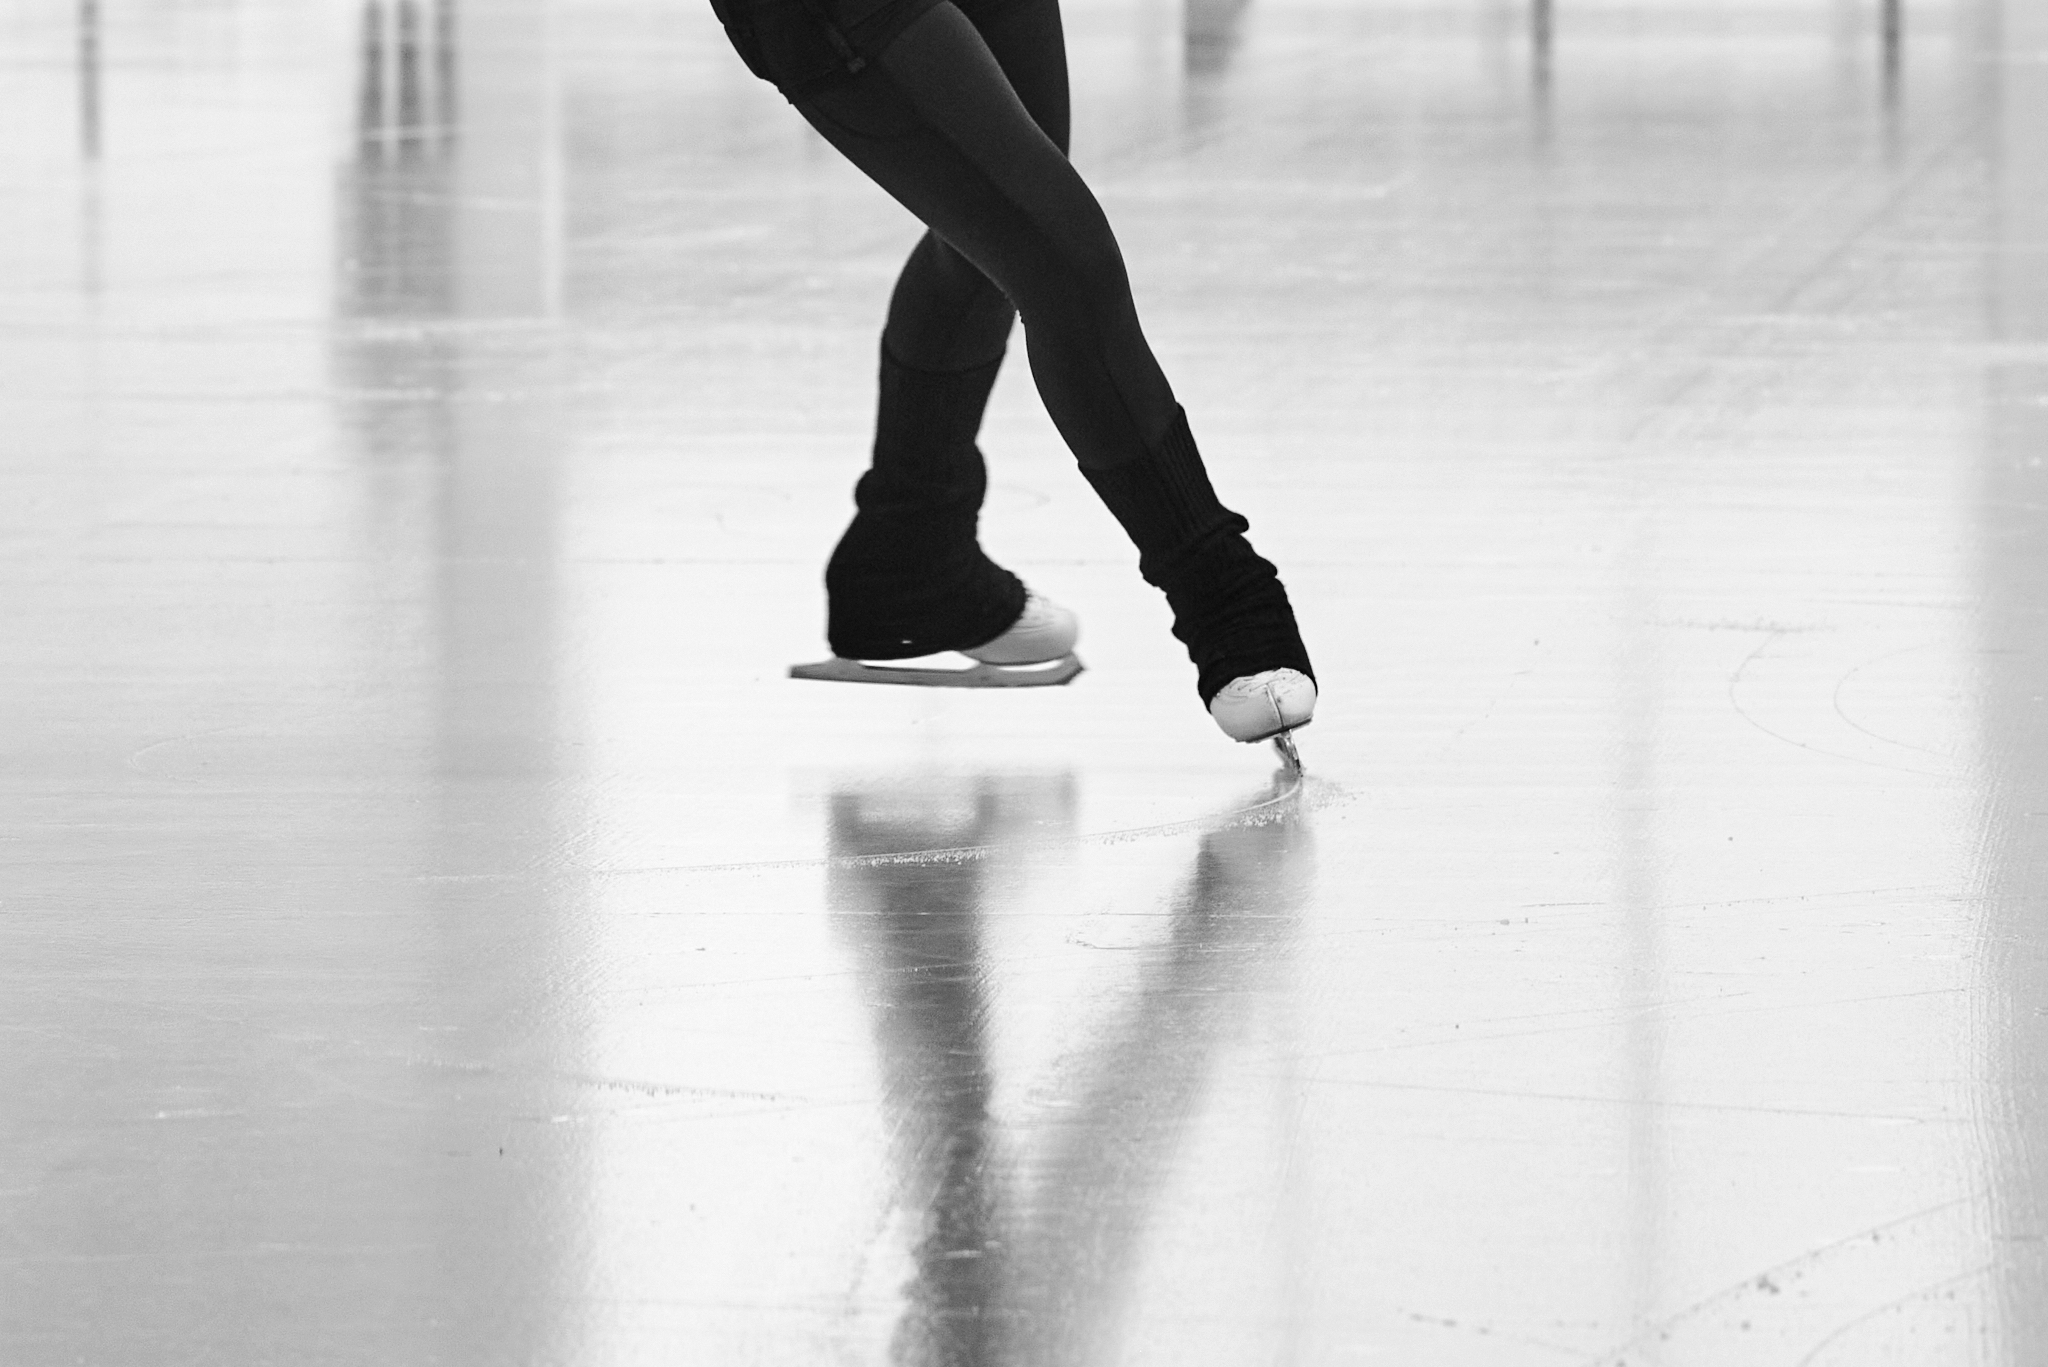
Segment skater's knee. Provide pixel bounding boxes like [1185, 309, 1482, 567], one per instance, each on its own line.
[1010, 227, 1133, 336]
[1066, 231, 1133, 307]
[921, 231, 981, 283]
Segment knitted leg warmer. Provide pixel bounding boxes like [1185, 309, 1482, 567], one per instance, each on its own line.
[1080, 407, 1313, 705]
[825, 345, 1028, 660]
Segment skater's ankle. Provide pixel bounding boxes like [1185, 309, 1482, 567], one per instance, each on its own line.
[879, 336, 1006, 379]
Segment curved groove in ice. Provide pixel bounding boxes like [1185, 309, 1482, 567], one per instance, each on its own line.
[600, 765, 1331, 878]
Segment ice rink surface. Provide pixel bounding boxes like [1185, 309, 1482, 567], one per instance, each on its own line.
[4, 0, 2047, 1362]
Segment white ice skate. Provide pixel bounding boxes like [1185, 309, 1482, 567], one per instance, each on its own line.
[1209, 668, 1316, 769]
[789, 592, 1083, 688]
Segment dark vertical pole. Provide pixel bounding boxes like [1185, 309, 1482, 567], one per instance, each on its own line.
[436, 0, 459, 148]
[1183, 0, 1251, 80]
[1881, 0, 1904, 107]
[1878, 0, 1903, 164]
[359, 0, 386, 158]
[78, 0, 100, 159]
[397, 0, 423, 148]
[1532, 0, 1555, 144]
[76, 0, 103, 298]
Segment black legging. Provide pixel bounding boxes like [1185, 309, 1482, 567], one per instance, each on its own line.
[713, 0, 1314, 699]
[796, 0, 1178, 469]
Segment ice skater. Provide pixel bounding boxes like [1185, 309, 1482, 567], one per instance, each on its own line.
[709, 0, 1317, 758]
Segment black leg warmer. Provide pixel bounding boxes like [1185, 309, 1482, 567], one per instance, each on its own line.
[825, 345, 1029, 660]
[1081, 408, 1314, 705]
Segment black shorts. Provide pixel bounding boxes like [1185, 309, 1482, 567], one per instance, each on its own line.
[709, 0, 1030, 101]
[708, 0, 940, 99]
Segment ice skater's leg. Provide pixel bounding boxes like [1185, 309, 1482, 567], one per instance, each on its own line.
[825, 346, 1029, 660]
[881, 234, 1015, 374]
[878, 0, 1070, 374]
[803, 1, 1312, 723]
[825, 0, 1082, 662]
[802, 3, 1172, 468]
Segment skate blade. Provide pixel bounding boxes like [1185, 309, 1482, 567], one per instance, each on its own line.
[789, 653, 1084, 689]
[1272, 730, 1303, 773]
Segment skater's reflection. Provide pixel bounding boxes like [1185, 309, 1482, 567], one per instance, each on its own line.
[355, 0, 458, 161]
[827, 772, 1312, 1365]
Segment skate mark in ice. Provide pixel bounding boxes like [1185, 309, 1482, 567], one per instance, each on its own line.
[1827, 643, 1958, 762]
[1579, 1193, 1995, 1367]
[1316, 982, 1968, 1064]
[1725, 630, 1950, 778]
[599, 768, 1342, 878]
[1791, 1263, 1999, 1366]
[289, 1042, 850, 1125]
[1397, 1306, 1584, 1358]
[1305, 1073, 1938, 1124]
[126, 707, 357, 784]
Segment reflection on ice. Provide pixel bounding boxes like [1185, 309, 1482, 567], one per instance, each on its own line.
[1977, 3, 2048, 1356]
[827, 772, 1313, 1364]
